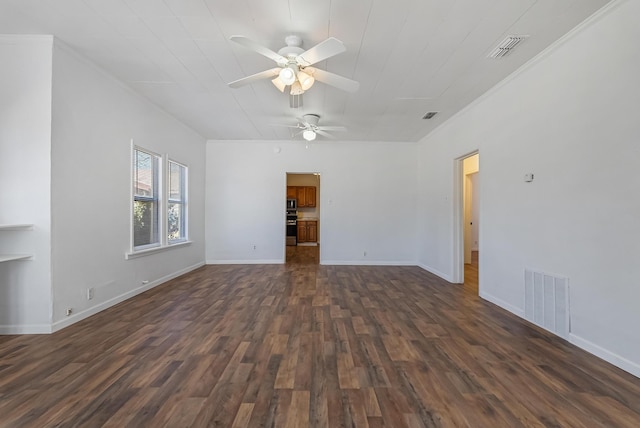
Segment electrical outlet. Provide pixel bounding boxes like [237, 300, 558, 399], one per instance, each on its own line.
[87, 287, 94, 300]
[364, 251, 367, 257]
[252, 244, 257, 250]
[141, 280, 149, 285]
[66, 308, 72, 316]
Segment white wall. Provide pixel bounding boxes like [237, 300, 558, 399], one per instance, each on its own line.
[0, 36, 53, 332]
[48, 41, 206, 328]
[206, 141, 418, 265]
[417, 0, 640, 376]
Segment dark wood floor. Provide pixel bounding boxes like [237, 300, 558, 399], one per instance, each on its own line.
[286, 244, 320, 265]
[464, 250, 479, 294]
[1, 255, 639, 427]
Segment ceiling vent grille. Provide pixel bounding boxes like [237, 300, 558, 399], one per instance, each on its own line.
[488, 35, 528, 58]
[422, 112, 438, 120]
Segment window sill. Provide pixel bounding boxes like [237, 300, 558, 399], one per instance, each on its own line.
[125, 240, 192, 260]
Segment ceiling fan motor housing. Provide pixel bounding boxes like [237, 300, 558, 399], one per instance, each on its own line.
[302, 114, 320, 127]
[278, 35, 304, 58]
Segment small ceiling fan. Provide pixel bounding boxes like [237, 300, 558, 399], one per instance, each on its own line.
[275, 114, 347, 141]
[228, 35, 360, 96]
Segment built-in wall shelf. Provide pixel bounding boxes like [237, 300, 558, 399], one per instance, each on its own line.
[0, 254, 32, 263]
[1, 224, 34, 263]
[0, 224, 34, 231]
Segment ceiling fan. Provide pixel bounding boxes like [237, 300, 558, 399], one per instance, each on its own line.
[275, 114, 347, 141]
[228, 35, 360, 96]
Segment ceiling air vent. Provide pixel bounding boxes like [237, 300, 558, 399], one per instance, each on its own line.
[422, 112, 438, 120]
[488, 35, 529, 58]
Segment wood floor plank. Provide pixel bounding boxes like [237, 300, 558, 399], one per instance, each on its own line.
[231, 402, 255, 428]
[0, 248, 638, 426]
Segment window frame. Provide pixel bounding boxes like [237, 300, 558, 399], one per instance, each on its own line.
[128, 146, 191, 259]
[132, 147, 162, 251]
[167, 159, 188, 244]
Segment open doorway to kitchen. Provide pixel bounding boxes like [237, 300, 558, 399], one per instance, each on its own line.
[285, 172, 320, 264]
[453, 152, 479, 293]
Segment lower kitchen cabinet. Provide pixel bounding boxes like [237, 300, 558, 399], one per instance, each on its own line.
[297, 220, 317, 243]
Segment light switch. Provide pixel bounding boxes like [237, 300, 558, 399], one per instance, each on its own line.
[524, 173, 534, 182]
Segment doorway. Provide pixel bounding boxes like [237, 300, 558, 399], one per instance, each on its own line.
[453, 152, 479, 292]
[285, 172, 320, 264]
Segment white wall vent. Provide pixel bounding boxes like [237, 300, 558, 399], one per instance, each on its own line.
[488, 35, 529, 58]
[524, 269, 570, 339]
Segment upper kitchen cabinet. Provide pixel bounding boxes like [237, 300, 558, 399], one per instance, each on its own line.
[288, 186, 316, 208]
[297, 186, 316, 208]
[287, 186, 297, 200]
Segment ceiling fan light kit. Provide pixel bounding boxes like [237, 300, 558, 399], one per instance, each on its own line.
[303, 130, 317, 141]
[278, 66, 297, 85]
[271, 77, 286, 92]
[297, 70, 315, 90]
[290, 81, 304, 96]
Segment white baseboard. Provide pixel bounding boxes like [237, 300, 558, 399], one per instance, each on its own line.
[51, 261, 205, 333]
[479, 291, 525, 318]
[321, 260, 416, 266]
[206, 259, 283, 265]
[0, 323, 52, 335]
[569, 333, 640, 378]
[417, 263, 453, 282]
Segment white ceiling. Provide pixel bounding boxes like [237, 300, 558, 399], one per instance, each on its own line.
[0, 0, 611, 142]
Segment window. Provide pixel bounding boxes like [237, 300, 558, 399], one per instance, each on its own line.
[168, 160, 187, 242]
[130, 147, 190, 257]
[133, 148, 160, 249]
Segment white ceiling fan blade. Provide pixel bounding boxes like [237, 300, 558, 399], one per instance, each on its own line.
[270, 124, 302, 129]
[315, 130, 334, 138]
[230, 36, 287, 65]
[307, 68, 360, 93]
[319, 126, 347, 132]
[228, 68, 281, 88]
[295, 37, 346, 67]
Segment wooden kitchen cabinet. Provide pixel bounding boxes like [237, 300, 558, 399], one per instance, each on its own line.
[307, 220, 317, 242]
[286, 186, 297, 200]
[304, 186, 316, 207]
[287, 186, 316, 207]
[289, 186, 316, 207]
[296, 187, 307, 207]
[297, 220, 317, 243]
[297, 222, 307, 242]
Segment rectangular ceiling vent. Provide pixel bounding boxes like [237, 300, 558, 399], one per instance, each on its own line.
[422, 111, 438, 120]
[488, 35, 529, 58]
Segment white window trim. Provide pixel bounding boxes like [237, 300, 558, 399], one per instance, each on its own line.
[127, 144, 190, 260]
[167, 158, 188, 245]
[125, 240, 192, 260]
[131, 145, 163, 251]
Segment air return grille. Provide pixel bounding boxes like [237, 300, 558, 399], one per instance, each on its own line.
[524, 269, 570, 339]
[488, 35, 528, 58]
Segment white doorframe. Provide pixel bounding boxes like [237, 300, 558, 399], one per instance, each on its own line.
[452, 151, 479, 284]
